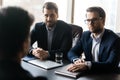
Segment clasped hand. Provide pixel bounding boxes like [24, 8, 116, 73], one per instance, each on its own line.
[32, 48, 49, 60]
[67, 59, 88, 72]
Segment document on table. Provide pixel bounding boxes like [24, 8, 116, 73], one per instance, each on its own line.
[22, 56, 63, 70]
[54, 64, 82, 78]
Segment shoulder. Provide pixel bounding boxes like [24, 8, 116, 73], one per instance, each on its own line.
[79, 31, 91, 41]
[56, 20, 68, 25]
[31, 22, 46, 33]
[56, 20, 71, 28]
[56, 20, 72, 32]
[82, 31, 91, 37]
[104, 29, 119, 39]
[34, 22, 45, 29]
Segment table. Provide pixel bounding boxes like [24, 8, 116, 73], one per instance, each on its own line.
[21, 61, 120, 80]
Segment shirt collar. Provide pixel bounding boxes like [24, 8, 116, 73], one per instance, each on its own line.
[46, 25, 56, 31]
[91, 29, 105, 42]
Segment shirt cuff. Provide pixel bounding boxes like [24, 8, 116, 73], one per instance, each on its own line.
[73, 58, 79, 63]
[85, 61, 92, 69]
[47, 51, 50, 57]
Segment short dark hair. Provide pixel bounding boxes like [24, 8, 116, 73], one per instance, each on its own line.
[86, 6, 106, 19]
[0, 6, 34, 58]
[42, 2, 58, 14]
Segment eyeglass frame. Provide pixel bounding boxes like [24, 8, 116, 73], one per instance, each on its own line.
[84, 17, 102, 24]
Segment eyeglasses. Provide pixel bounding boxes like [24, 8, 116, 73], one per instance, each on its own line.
[84, 17, 102, 24]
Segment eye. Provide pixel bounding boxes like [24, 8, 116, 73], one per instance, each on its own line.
[92, 18, 99, 21]
[44, 14, 48, 17]
[84, 18, 100, 24]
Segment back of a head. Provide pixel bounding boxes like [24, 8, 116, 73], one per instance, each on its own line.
[0, 6, 34, 58]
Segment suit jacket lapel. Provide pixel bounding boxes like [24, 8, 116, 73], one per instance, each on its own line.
[41, 25, 48, 49]
[52, 29, 57, 48]
[99, 41, 105, 60]
[51, 21, 61, 48]
[51, 24, 59, 49]
[87, 37, 93, 60]
[99, 30, 107, 60]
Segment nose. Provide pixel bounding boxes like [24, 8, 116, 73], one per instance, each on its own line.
[47, 16, 52, 21]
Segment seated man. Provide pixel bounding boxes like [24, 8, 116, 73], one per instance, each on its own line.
[67, 6, 120, 73]
[29, 2, 72, 61]
[0, 6, 47, 80]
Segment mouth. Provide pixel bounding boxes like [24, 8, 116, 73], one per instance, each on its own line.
[47, 21, 52, 23]
[89, 27, 95, 32]
[46, 22, 54, 27]
[47, 22, 53, 25]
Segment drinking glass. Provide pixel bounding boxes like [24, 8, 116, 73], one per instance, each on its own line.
[55, 52, 63, 64]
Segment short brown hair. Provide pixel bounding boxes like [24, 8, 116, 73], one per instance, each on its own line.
[86, 6, 106, 19]
[42, 2, 58, 14]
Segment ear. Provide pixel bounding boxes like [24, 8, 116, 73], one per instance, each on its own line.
[102, 18, 105, 25]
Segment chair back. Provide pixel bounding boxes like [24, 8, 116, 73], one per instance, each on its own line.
[69, 24, 83, 47]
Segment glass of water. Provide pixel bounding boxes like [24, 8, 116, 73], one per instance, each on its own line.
[55, 52, 63, 64]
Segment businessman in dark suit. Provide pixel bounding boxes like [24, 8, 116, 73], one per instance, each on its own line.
[67, 6, 120, 73]
[29, 2, 72, 61]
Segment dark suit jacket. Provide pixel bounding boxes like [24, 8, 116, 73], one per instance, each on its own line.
[30, 20, 72, 60]
[0, 60, 47, 80]
[68, 29, 120, 72]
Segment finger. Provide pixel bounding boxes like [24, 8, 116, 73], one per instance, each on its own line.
[33, 51, 38, 56]
[81, 59, 85, 63]
[39, 53, 47, 59]
[74, 60, 81, 64]
[67, 64, 74, 69]
[67, 65, 76, 72]
[75, 59, 85, 64]
[34, 52, 39, 57]
[40, 51, 49, 58]
[71, 64, 83, 72]
[69, 66, 78, 72]
[72, 67, 79, 72]
[35, 53, 44, 60]
[36, 48, 42, 53]
[34, 52, 43, 59]
[32, 49, 37, 55]
[40, 52, 48, 60]
[74, 61, 80, 64]
[67, 65, 73, 71]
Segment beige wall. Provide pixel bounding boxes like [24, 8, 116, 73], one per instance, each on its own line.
[1, 0, 120, 32]
[2, 0, 45, 28]
[0, 0, 2, 6]
[115, 0, 120, 32]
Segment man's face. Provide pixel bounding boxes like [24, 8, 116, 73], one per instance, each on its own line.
[85, 12, 104, 34]
[43, 8, 58, 28]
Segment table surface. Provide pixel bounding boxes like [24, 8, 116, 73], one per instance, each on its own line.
[21, 60, 120, 80]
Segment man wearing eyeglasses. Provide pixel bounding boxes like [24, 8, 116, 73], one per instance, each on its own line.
[67, 6, 120, 73]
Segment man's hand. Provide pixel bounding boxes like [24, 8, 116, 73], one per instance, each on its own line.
[67, 61, 88, 72]
[32, 48, 49, 60]
[74, 59, 85, 64]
